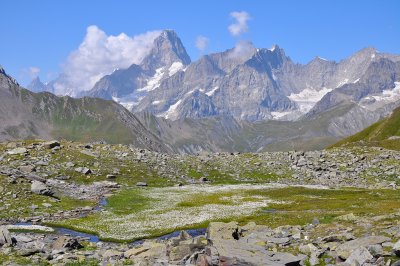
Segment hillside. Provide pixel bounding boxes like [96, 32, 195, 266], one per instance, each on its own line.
[0, 66, 167, 152]
[331, 106, 400, 150]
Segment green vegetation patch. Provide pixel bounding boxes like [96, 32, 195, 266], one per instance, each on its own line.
[51, 184, 400, 242]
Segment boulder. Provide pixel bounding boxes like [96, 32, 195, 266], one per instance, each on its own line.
[393, 240, 400, 256]
[19, 165, 36, 173]
[336, 236, 391, 259]
[207, 222, 240, 241]
[31, 181, 54, 196]
[7, 147, 28, 155]
[0, 226, 13, 246]
[345, 247, 373, 265]
[43, 140, 60, 149]
[52, 236, 83, 250]
[169, 244, 191, 261]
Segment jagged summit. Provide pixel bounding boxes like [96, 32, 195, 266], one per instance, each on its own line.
[141, 29, 191, 71]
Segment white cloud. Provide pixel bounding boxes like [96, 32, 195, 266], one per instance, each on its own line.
[230, 40, 255, 59]
[195, 35, 209, 52]
[54, 25, 161, 96]
[28, 67, 40, 79]
[228, 11, 251, 36]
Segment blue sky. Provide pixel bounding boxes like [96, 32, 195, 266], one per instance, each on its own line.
[1, 0, 399, 87]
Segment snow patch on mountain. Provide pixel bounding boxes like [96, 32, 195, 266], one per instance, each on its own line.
[288, 87, 333, 113]
[372, 82, 400, 102]
[206, 86, 219, 96]
[168, 62, 184, 76]
[360, 82, 400, 110]
[271, 111, 293, 119]
[337, 78, 349, 88]
[138, 67, 165, 92]
[162, 99, 182, 120]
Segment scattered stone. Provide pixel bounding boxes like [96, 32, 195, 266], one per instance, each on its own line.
[106, 174, 117, 179]
[19, 165, 36, 173]
[136, 182, 148, 187]
[7, 147, 28, 155]
[74, 167, 92, 175]
[199, 177, 208, 182]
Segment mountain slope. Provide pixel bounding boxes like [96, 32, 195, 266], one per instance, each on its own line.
[135, 102, 371, 154]
[0, 65, 168, 152]
[331, 106, 400, 150]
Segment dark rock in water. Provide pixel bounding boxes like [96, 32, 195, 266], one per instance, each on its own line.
[43, 140, 60, 149]
[136, 182, 148, 187]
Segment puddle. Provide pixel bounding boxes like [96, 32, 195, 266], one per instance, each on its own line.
[261, 208, 277, 213]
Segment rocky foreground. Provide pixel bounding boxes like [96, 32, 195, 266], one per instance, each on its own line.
[0, 140, 400, 265]
[3, 214, 400, 265]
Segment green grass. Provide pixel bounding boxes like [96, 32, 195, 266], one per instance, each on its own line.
[331, 106, 400, 150]
[0, 175, 95, 219]
[50, 185, 400, 242]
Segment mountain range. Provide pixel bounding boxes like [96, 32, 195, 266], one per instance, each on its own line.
[12, 29, 400, 153]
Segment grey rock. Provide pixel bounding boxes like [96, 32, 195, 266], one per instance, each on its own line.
[31, 181, 54, 196]
[393, 240, 400, 256]
[75, 167, 92, 175]
[345, 247, 373, 265]
[0, 226, 13, 246]
[7, 147, 28, 155]
[336, 236, 391, 259]
[43, 140, 60, 149]
[136, 182, 148, 187]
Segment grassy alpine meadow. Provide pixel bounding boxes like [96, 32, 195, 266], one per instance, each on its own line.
[50, 184, 400, 242]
